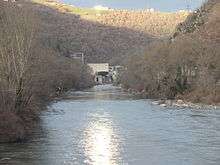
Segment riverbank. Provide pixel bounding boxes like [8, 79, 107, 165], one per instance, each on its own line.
[0, 109, 39, 143]
[120, 0, 220, 109]
[1, 84, 220, 165]
[124, 88, 220, 110]
[0, 87, 93, 143]
[0, 2, 94, 143]
[152, 99, 219, 109]
[1, 94, 57, 143]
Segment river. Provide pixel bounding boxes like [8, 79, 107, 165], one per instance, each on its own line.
[0, 85, 220, 165]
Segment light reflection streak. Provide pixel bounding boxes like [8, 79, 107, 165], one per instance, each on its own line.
[83, 116, 120, 165]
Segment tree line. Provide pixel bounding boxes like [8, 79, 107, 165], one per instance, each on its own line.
[0, 2, 93, 142]
[121, 35, 220, 104]
[121, 0, 220, 104]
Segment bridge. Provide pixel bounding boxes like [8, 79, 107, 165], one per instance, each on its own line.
[87, 63, 111, 84]
[87, 63, 124, 84]
[69, 53, 123, 84]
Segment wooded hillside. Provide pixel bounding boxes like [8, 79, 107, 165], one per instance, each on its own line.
[121, 0, 220, 104]
[28, 0, 189, 64]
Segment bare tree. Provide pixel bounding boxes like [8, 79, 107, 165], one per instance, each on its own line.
[0, 4, 37, 112]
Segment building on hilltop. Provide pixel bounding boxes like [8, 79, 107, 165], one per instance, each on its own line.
[70, 53, 85, 64]
[3, 0, 17, 2]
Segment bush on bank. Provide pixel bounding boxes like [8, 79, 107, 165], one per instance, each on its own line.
[121, 0, 220, 104]
[121, 35, 220, 104]
[0, 2, 93, 143]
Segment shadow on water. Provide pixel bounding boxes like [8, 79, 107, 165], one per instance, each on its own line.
[60, 85, 136, 101]
[1, 85, 220, 165]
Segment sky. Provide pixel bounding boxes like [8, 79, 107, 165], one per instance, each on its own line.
[61, 0, 206, 12]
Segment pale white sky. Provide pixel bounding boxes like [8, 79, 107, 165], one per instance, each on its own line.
[61, 0, 206, 12]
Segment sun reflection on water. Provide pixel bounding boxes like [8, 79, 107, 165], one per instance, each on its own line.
[83, 115, 120, 165]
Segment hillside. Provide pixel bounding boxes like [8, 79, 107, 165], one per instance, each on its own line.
[174, 0, 220, 43]
[22, 0, 189, 64]
[95, 10, 189, 37]
[121, 0, 220, 104]
[32, 0, 189, 37]
[121, 0, 220, 103]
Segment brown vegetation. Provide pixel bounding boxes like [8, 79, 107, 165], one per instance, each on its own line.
[0, 111, 25, 143]
[121, 0, 220, 105]
[0, 2, 93, 143]
[29, 0, 189, 64]
[95, 10, 189, 37]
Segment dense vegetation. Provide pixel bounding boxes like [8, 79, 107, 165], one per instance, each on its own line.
[121, 0, 220, 104]
[0, 2, 93, 142]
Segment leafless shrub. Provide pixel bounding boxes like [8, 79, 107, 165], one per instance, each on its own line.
[0, 4, 37, 113]
[122, 34, 220, 103]
[0, 4, 93, 113]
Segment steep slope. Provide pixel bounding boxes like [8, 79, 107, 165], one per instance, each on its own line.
[174, 0, 220, 43]
[30, 3, 153, 64]
[95, 10, 189, 37]
[121, 0, 220, 104]
[33, 0, 189, 37]
[22, 0, 189, 64]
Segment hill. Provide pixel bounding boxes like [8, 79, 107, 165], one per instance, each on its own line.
[24, 0, 189, 64]
[174, 0, 220, 43]
[121, 0, 220, 104]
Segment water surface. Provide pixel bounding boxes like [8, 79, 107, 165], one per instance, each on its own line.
[1, 85, 220, 165]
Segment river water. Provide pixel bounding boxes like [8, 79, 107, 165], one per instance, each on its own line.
[1, 85, 220, 165]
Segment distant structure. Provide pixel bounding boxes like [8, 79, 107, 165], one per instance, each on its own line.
[93, 5, 111, 11]
[146, 8, 155, 12]
[3, 0, 17, 2]
[88, 63, 111, 84]
[70, 52, 84, 64]
[69, 53, 124, 85]
[87, 63, 124, 85]
[88, 63, 109, 75]
[109, 65, 124, 83]
[186, 0, 191, 11]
